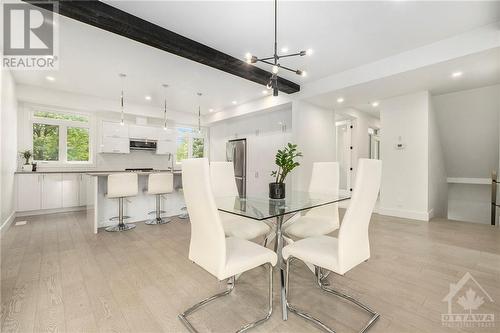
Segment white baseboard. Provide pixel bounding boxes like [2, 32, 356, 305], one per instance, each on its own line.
[16, 206, 86, 218]
[1, 211, 16, 235]
[378, 207, 430, 221]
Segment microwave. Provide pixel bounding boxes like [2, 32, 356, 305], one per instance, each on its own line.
[129, 139, 157, 151]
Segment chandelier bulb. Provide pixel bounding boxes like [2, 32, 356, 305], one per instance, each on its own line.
[272, 65, 279, 74]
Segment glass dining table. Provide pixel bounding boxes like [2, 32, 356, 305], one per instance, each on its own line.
[215, 190, 351, 320]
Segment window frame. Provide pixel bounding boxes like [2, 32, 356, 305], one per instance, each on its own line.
[175, 126, 207, 165]
[30, 108, 94, 166]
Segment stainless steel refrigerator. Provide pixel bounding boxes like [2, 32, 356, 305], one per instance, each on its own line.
[226, 138, 246, 197]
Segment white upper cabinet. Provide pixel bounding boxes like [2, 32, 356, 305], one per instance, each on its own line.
[156, 128, 176, 155]
[102, 121, 129, 138]
[129, 125, 153, 140]
[100, 121, 129, 154]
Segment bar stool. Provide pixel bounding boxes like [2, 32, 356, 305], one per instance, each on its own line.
[146, 172, 174, 225]
[106, 173, 138, 232]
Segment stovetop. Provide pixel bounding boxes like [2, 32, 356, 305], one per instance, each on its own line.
[125, 168, 154, 172]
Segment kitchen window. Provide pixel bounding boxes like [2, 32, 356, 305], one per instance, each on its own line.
[176, 127, 205, 162]
[32, 110, 93, 165]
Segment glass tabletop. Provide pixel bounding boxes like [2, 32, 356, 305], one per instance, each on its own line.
[215, 191, 351, 221]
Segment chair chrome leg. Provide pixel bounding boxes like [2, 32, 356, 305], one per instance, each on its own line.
[285, 257, 379, 333]
[178, 263, 273, 333]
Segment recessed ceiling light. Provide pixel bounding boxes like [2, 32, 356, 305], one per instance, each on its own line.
[262, 90, 268, 95]
[451, 71, 463, 78]
[371, 101, 379, 107]
[45, 76, 55, 81]
[281, 47, 289, 53]
[232, 100, 237, 105]
[337, 97, 344, 104]
[145, 95, 152, 101]
[209, 108, 214, 112]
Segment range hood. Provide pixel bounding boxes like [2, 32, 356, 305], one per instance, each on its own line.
[129, 139, 157, 151]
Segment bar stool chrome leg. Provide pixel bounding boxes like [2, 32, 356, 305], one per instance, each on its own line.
[106, 197, 136, 232]
[146, 194, 171, 225]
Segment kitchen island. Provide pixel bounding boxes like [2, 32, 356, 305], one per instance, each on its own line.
[86, 170, 185, 233]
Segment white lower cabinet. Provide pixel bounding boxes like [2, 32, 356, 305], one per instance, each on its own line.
[62, 174, 80, 208]
[17, 172, 87, 213]
[79, 174, 87, 206]
[41, 174, 63, 209]
[17, 174, 42, 211]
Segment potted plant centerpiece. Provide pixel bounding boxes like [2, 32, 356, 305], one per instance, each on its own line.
[269, 143, 302, 199]
[20, 150, 33, 172]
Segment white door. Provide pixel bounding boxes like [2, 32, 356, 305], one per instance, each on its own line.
[17, 174, 42, 211]
[79, 174, 87, 206]
[42, 174, 63, 209]
[62, 174, 80, 207]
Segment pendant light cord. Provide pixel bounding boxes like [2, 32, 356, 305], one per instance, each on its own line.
[274, 0, 277, 65]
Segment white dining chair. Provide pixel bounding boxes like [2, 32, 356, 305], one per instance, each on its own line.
[179, 158, 277, 333]
[282, 159, 382, 333]
[210, 161, 271, 241]
[284, 162, 340, 238]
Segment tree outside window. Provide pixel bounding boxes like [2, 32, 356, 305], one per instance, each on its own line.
[32, 110, 91, 164]
[176, 127, 205, 162]
[33, 124, 59, 161]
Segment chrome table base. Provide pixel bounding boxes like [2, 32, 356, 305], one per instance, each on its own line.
[178, 263, 273, 333]
[285, 257, 380, 333]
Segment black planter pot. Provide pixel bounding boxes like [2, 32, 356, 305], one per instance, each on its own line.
[269, 182, 286, 199]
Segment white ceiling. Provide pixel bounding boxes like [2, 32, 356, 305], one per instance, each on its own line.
[309, 47, 500, 118]
[11, 1, 500, 116]
[104, 0, 500, 83]
[12, 11, 268, 115]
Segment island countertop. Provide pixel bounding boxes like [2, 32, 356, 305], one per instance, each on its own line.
[16, 169, 181, 175]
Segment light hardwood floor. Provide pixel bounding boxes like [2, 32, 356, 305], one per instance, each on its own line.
[1, 211, 499, 333]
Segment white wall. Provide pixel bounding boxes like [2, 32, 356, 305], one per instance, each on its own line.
[428, 97, 448, 218]
[1, 69, 18, 231]
[433, 84, 500, 223]
[292, 101, 336, 191]
[379, 91, 430, 221]
[433, 84, 500, 178]
[448, 183, 490, 224]
[209, 108, 292, 195]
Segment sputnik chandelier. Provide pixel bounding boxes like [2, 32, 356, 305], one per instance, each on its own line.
[245, 0, 312, 96]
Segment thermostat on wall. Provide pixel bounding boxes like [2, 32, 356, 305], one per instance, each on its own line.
[395, 143, 406, 150]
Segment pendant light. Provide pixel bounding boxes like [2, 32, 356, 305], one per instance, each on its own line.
[162, 84, 168, 130]
[245, 0, 311, 96]
[118, 73, 126, 125]
[197, 92, 202, 134]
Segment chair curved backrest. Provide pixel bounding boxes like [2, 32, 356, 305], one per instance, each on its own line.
[210, 161, 239, 197]
[148, 172, 174, 195]
[338, 159, 381, 274]
[182, 158, 226, 279]
[107, 173, 138, 198]
[305, 162, 339, 226]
